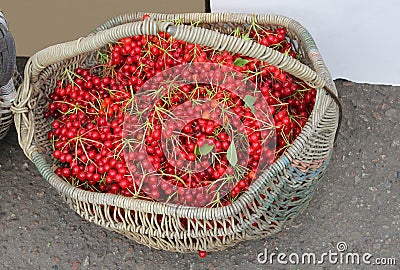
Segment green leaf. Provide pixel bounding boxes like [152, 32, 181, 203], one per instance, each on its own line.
[196, 143, 214, 156]
[242, 33, 251, 41]
[243, 95, 257, 112]
[233, 57, 250, 67]
[227, 140, 238, 167]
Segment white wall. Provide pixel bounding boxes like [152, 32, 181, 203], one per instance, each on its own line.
[211, 0, 400, 86]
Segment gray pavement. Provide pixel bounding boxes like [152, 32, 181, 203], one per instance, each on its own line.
[0, 62, 399, 269]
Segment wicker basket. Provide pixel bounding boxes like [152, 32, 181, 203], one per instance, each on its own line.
[0, 11, 18, 140]
[12, 12, 341, 253]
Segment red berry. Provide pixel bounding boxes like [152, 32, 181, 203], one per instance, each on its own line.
[198, 250, 207, 258]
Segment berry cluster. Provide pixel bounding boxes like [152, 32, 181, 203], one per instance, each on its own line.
[45, 19, 316, 209]
[123, 79, 274, 207]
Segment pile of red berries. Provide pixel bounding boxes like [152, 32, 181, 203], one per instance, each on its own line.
[45, 19, 316, 210]
[122, 77, 275, 206]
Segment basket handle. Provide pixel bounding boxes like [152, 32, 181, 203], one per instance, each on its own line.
[13, 17, 341, 159]
[27, 17, 328, 88]
[31, 16, 341, 115]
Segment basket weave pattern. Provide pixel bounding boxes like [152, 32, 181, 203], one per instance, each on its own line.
[12, 13, 340, 252]
[0, 68, 20, 140]
[0, 11, 18, 140]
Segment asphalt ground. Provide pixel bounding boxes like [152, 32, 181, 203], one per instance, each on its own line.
[0, 58, 399, 269]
